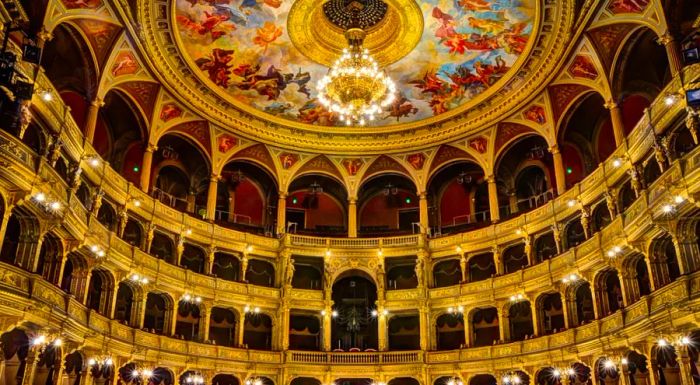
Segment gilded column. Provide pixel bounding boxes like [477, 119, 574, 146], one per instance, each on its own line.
[549, 145, 567, 195]
[0, 205, 14, 250]
[377, 305, 388, 351]
[139, 145, 157, 193]
[200, 305, 211, 342]
[486, 175, 500, 222]
[418, 193, 429, 234]
[322, 303, 332, 351]
[559, 289, 571, 329]
[419, 305, 430, 351]
[605, 101, 627, 147]
[508, 190, 518, 216]
[276, 193, 287, 235]
[84, 97, 104, 144]
[498, 306, 508, 342]
[348, 198, 358, 238]
[206, 174, 219, 221]
[530, 299, 540, 336]
[238, 310, 247, 347]
[677, 344, 696, 385]
[279, 303, 290, 350]
[658, 33, 683, 77]
[170, 299, 180, 336]
[136, 294, 148, 329]
[460, 253, 467, 283]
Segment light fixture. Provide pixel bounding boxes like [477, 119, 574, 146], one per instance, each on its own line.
[40, 90, 53, 102]
[567, 199, 577, 208]
[681, 336, 691, 345]
[566, 368, 575, 376]
[662, 204, 675, 214]
[603, 360, 616, 369]
[612, 158, 623, 168]
[325, 249, 332, 258]
[34, 192, 46, 202]
[186, 373, 205, 385]
[658, 338, 668, 347]
[321, 310, 326, 316]
[621, 358, 628, 365]
[674, 195, 685, 204]
[456, 246, 462, 253]
[246, 245, 254, 253]
[316, 28, 396, 126]
[371, 309, 378, 317]
[331, 310, 338, 317]
[664, 93, 678, 106]
[50, 201, 61, 211]
[551, 369, 561, 378]
[510, 294, 524, 302]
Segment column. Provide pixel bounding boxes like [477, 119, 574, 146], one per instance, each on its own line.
[487, 176, 500, 222]
[658, 33, 683, 77]
[276, 193, 287, 235]
[170, 299, 180, 336]
[20, 348, 40, 385]
[206, 174, 219, 221]
[508, 191, 518, 216]
[136, 294, 148, 329]
[605, 101, 627, 147]
[0, 208, 13, 251]
[677, 345, 695, 385]
[530, 300, 540, 336]
[418, 193, 429, 234]
[419, 305, 430, 351]
[200, 306, 211, 342]
[672, 234, 700, 275]
[616, 271, 629, 309]
[498, 307, 508, 342]
[559, 290, 571, 329]
[238, 311, 247, 347]
[348, 198, 358, 238]
[139, 145, 156, 193]
[279, 305, 290, 350]
[549, 145, 567, 195]
[493, 248, 504, 276]
[322, 304, 332, 351]
[84, 97, 104, 144]
[377, 306, 388, 351]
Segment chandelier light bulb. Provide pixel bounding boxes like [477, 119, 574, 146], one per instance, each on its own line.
[552, 369, 561, 378]
[604, 360, 615, 369]
[332, 310, 338, 317]
[566, 368, 575, 376]
[35, 192, 46, 202]
[105, 357, 113, 366]
[681, 336, 691, 345]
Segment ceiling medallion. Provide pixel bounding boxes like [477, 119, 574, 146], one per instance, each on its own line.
[317, 27, 397, 126]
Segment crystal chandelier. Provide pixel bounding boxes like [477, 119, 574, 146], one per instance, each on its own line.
[316, 28, 397, 126]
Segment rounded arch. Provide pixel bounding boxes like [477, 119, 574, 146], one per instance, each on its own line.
[468, 306, 500, 347]
[212, 374, 241, 385]
[144, 291, 175, 335]
[331, 269, 378, 350]
[357, 173, 418, 236]
[612, 26, 670, 100]
[286, 174, 348, 236]
[427, 160, 488, 233]
[535, 291, 565, 335]
[218, 159, 279, 229]
[86, 267, 116, 316]
[243, 311, 273, 350]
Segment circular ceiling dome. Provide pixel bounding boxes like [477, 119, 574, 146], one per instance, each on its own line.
[172, 0, 537, 127]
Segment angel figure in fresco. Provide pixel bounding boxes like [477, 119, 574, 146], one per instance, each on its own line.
[468, 12, 508, 35]
[176, 12, 232, 40]
[498, 23, 529, 54]
[474, 56, 508, 86]
[384, 95, 418, 122]
[298, 99, 337, 126]
[233, 65, 311, 100]
[253, 22, 284, 53]
[456, 0, 491, 12]
[432, 7, 457, 39]
[196, 48, 235, 88]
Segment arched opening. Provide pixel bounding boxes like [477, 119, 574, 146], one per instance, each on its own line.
[537, 293, 565, 335]
[591, 201, 612, 234]
[596, 357, 621, 385]
[386, 257, 418, 290]
[37, 233, 63, 284]
[358, 174, 418, 237]
[389, 378, 420, 385]
[335, 379, 372, 385]
[568, 363, 592, 385]
[652, 343, 681, 385]
[40, 23, 97, 130]
[0, 208, 40, 270]
[291, 378, 321, 385]
[534, 232, 557, 262]
[147, 368, 174, 385]
[535, 368, 561, 385]
[153, 134, 211, 215]
[243, 312, 273, 350]
[150, 231, 175, 264]
[217, 160, 278, 234]
[213, 252, 241, 282]
[0, 214, 20, 265]
[212, 375, 240, 385]
[286, 174, 348, 236]
[618, 181, 637, 213]
[97, 201, 118, 232]
[63, 351, 86, 385]
[623, 350, 651, 385]
[388, 314, 420, 350]
[115, 282, 137, 326]
[76, 184, 92, 210]
[470, 374, 497, 385]
[291, 257, 323, 290]
[331, 271, 378, 350]
[564, 217, 586, 251]
[650, 237, 682, 288]
[35, 340, 62, 385]
[209, 307, 237, 347]
[144, 292, 172, 335]
[572, 281, 596, 326]
[468, 252, 496, 282]
[471, 307, 499, 347]
[436, 313, 464, 350]
[595, 269, 624, 317]
[507, 301, 534, 341]
[289, 313, 321, 351]
[643, 157, 662, 187]
[434, 376, 461, 385]
[121, 218, 143, 248]
[503, 244, 528, 273]
[175, 301, 201, 341]
[60, 251, 89, 298]
[93, 90, 147, 186]
[622, 254, 652, 304]
[433, 259, 461, 287]
[427, 161, 489, 234]
[558, 93, 610, 184]
[1, 328, 29, 385]
[246, 258, 275, 287]
[181, 243, 206, 274]
[86, 268, 115, 316]
[496, 136, 555, 218]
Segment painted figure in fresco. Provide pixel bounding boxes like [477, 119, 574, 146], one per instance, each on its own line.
[196, 48, 235, 87]
[384, 96, 418, 121]
[233, 64, 311, 100]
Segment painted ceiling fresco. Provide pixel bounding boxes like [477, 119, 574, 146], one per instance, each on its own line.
[174, 0, 536, 126]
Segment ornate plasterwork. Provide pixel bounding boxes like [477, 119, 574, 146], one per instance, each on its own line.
[136, 0, 575, 154]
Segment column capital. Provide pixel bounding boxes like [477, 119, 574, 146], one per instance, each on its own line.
[209, 174, 220, 183]
[604, 100, 619, 110]
[279, 192, 288, 199]
[146, 144, 158, 153]
[91, 97, 105, 108]
[348, 197, 357, 204]
[548, 144, 560, 154]
[486, 175, 496, 184]
[656, 32, 675, 46]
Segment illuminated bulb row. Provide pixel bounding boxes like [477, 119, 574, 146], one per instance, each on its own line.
[502, 375, 521, 384]
[509, 294, 524, 302]
[33, 192, 62, 212]
[321, 309, 339, 317]
[130, 273, 149, 285]
[182, 293, 202, 303]
[447, 305, 464, 314]
[244, 305, 261, 314]
[245, 378, 263, 385]
[370, 309, 389, 317]
[561, 274, 578, 284]
[90, 245, 106, 258]
[661, 196, 685, 214]
[87, 357, 113, 366]
[132, 369, 153, 378]
[186, 375, 205, 384]
[606, 245, 623, 258]
[446, 379, 463, 385]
